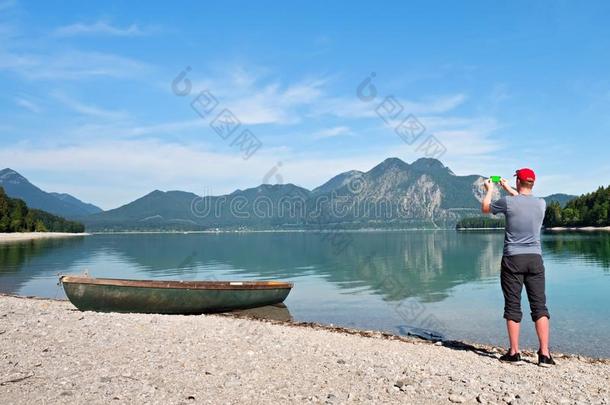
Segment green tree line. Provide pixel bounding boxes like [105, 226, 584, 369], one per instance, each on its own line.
[0, 187, 85, 233]
[456, 216, 506, 229]
[544, 185, 610, 227]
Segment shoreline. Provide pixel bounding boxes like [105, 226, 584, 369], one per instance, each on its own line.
[455, 228, 504, 231]
[546, 226, 610, 232]
[458, 226, 610, 233]
[0, 232, 90, 243]
[1, 295, 609, 404]
[89, 228, 457, 235]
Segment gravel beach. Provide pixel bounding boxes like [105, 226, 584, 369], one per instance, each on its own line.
[1, 295, 608, 404]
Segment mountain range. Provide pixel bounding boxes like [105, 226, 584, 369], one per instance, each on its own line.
[80, 158, 577, 231]
[0, 169, 102, 219]
[2, 159, 577, 231]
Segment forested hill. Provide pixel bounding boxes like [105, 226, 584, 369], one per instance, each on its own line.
[544, 185, 610, 227]
[0, 187, 85, 233]
[0, 168, 102, 219]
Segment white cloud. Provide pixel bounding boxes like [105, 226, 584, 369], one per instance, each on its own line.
[188, 66, 466, 126]
[434, 129, 503, 156]
[15, 97, 42, 113]
[189, 67, 327, 125]
[0, 50, 150, 80]
[54, 21, 146, 37]
[191, 68, 468, 127]
[52, 92, 128, 120]
[57, 118, 211, 141]
[420, 115, 503, 156]
[0, 51, 37, 70]
[314, 93, 468, 120]
[411, 94, 467, 114]
[228, 86, 295, 125]
[125, 119, 208, 137]
[312, 126, 351, 139]
[0, 7, 150, 81]
[224, 79, 326, 125]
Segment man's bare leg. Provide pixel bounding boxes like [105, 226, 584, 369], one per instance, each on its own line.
[507, 320, 520, 354]
[535, 316, 550, 356]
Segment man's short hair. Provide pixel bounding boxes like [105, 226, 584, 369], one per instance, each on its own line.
[518, 179, 534, 189]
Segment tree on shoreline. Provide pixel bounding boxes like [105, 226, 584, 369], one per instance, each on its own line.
[456, 216, 505, 229]
[0, 187, 84, 233]
[544, 185, 610, 227]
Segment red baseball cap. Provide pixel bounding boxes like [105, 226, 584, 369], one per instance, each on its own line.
[514, 168, 536, 182]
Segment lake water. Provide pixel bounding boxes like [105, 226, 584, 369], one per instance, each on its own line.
[1, 231, 609, 358]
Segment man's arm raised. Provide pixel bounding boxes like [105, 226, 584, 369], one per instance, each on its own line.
[481, 178, 494, 214]
[501, 178, 519, 196]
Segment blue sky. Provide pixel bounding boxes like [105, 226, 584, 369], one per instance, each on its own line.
[1, 0, 610, 209]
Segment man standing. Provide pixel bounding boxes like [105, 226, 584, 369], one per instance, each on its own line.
[481, 168, 555, 366]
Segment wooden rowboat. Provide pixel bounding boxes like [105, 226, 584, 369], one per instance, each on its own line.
[60, 275, 293, 314]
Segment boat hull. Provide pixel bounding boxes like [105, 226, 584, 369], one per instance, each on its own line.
[61, 276, 293, 314]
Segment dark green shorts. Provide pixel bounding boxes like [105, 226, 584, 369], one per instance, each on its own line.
[500, 254, 550, 322]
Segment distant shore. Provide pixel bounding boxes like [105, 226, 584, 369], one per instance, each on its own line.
[0, 232, 89, 243]
[458, 226, 610, 232]
[89, 228, 455, 235]
[1, 294, 608, 404]
[455, 227, 504, 231]
[546, 226, 610, 232]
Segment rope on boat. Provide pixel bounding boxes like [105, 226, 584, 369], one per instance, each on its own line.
[54, 269, 89, 299]
[54, 272, 63, 299]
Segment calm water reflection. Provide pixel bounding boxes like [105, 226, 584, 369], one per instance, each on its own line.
[0, 231, 608, 357]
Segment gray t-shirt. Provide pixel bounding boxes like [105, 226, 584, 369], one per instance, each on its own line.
[491, 194, 546, 256]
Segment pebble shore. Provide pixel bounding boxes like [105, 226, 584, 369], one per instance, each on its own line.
[1, 295, 608, 404]
[0, 233, 89, 243]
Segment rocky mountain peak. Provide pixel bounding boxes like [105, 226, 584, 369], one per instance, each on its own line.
[0, 168, 28, 184]
[378, 157, 409, 169]
[411, 158, 454, 175]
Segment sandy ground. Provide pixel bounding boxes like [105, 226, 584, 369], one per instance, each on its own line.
[0, 232, 89, 243]
[1, 295, 608, 405]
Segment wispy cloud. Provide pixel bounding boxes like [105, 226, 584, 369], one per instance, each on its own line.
[188, 65, 467, 127]
[126, 119, 208, 137]
[416, 94, 467, 114]
[392, 114, 503, 158]
[54, 20, 146, 37]
[0, 50, 150, 80]
[15, 97, 42, 113]
[190, 67, 327, 125]
[0, 51, 37, 70]
[52, 92, 128, 120]
[223, 79, 326, 125]
[314, 93, 468, 120]
[312, 126, 351, 139]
